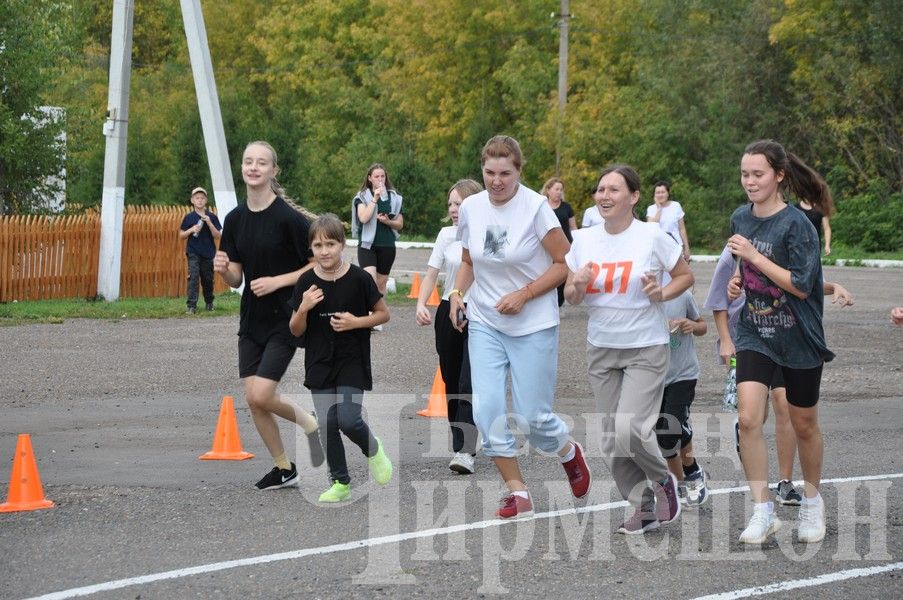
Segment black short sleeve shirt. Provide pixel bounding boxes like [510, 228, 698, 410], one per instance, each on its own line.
[220, 197, 312, 346]
[290, 264, 383, 389]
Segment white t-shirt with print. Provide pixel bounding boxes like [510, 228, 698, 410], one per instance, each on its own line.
[582, 205, 605, 228]
[566, 219, 683, 348]
[427, 225, 468, 301]
[646, 201, 685, 247]
[458, 186, 561, 336]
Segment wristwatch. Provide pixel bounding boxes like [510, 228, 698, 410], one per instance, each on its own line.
[449, 289, 464, 299]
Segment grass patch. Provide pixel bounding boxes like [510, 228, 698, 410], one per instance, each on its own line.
[397, 233, 439, 244]
[0, 293, 241, 325]
[694, 244, 902, 261]
[0, 285, 419, 325]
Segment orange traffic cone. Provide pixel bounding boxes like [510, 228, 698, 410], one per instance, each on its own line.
[417, 366, 448, 417]
[426, 285, 441, 307]
[406, 272, 421, 299]
[0, 434, 54, 512]
[200, 396, 254, 460]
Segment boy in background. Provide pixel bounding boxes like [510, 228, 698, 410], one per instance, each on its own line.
[179, 187, 222, 314]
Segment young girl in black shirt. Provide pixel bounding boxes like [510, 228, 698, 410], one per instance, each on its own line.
[290, 214, 393, 502]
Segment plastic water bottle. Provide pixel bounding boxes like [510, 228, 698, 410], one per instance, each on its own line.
[722, 356, 738, 412]
[668, 324, 682, 350]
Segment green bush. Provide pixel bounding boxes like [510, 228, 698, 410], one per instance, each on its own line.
[831, 188, 903, 253]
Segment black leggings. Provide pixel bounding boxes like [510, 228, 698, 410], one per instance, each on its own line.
[311, 387, 378, 485]
[655, 379, 696, 459]
[434, 300, 478, 455]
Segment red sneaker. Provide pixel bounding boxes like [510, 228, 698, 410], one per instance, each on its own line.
[562, 442, 592, 498]
[655, 472, 682, 524]
[496, 493, 534, 520]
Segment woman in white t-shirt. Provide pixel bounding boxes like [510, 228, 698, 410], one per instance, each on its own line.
[415, 179, 483, 475]
[646, 181, 691, 262]
[565, 165, 694, 535]
[448, 136, 591, 520]
[581, 203, 605, 228]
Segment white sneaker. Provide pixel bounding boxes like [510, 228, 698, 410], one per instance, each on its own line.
[448, 452, 475, 475]
[798, 500, 826, 543]
[739, 508, 781, 544]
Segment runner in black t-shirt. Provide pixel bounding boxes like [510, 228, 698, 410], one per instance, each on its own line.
[793, 199, 833, 255]
[289, 214, 393, 503]
[214, 141, 324, 491]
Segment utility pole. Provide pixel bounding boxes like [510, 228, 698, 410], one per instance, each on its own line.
[180, 0, 237, 220]
[97, 0, 134, 301]
[96, 1, 237, 302]
[555, 0, 570, 176]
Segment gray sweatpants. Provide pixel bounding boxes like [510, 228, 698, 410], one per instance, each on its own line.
[587, 343, 670, 508]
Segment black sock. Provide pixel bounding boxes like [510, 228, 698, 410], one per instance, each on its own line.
[683, 460, 699, 477]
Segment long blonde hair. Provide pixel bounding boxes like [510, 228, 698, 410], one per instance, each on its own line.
[245, 140, 318, 221]
[448, 178, 483, 201]
[441, 178, 484, 223]
[540, 177, 564, 200]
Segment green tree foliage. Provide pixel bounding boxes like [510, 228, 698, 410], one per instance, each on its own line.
[770, 0, 903, 193]
[20, 0, 902, 251]
[830, 186, 903, 253]
[0, 0, 71, 213]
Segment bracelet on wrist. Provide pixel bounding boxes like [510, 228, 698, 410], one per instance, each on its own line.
[450, 288, 464, 299]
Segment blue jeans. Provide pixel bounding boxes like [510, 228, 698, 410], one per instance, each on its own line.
[467, 321, 569, 458]
[187, 254, 214, 308]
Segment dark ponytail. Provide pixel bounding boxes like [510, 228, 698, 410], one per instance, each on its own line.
[786, 152, 834, 216]
[743, 139, 834, 217]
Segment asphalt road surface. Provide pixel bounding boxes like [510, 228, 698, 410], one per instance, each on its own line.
[1, 254, 901, 599]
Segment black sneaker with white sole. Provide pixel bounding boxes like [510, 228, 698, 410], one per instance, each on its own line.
[254, 463, 299, 490]
[684, 468, 709, 507]
[776, 479, 803, 506]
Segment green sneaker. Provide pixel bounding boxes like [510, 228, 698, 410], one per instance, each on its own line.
[318, 481, 351, 503]
[368, 437, 393, 485]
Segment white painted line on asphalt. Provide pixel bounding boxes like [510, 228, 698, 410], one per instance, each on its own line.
[23, 472, 903, 600]
[688, 561, 903, 600]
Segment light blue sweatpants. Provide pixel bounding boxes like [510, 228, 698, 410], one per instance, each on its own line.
[468, 321, 570, 458]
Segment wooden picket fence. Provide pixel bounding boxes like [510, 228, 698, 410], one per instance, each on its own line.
[0, 206, 229, 302]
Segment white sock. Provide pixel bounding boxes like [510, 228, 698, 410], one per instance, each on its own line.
[754, 501, 774, 514]
[802, 492, 822, 506]
[559, 443, 576, 463]
[301, 411, 319, 434]
[512, 490, 530, 499]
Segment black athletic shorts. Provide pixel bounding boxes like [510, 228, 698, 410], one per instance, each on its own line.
[238, 335, 297, 381]
[736, 350, 822, 408]
[768, 363, 785, 390]
[357, 245, 397, 275]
